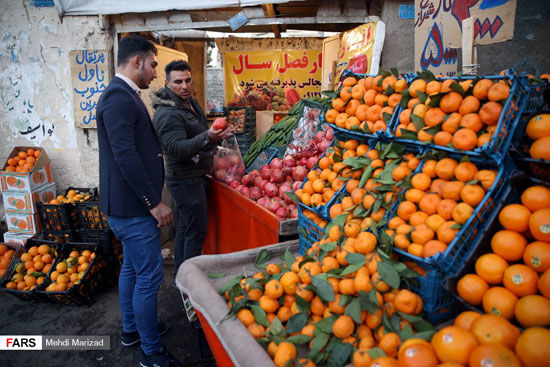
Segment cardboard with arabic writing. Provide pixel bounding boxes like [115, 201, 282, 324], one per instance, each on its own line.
[414, 0, 516, 76]
[334, 22, 385, 87]
[5, 211, 41, 234]
[0, 147, 52, 193]
[70, 49, 112, 129]
[224, 49, 322, 110]
[3, 232, 34, 246]
[3, 183, 56, 213]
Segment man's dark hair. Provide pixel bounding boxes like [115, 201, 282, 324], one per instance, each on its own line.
[117, 35, 158, 66]
[165, 60, 191, 80]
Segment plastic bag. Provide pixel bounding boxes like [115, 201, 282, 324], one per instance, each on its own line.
[284, 105, 324, 157]
[212, 135, 246, 184]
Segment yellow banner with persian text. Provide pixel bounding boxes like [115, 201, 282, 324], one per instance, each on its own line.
[224, 49, 322, 111]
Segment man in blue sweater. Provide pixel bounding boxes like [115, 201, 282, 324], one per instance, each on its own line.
[96, 35, 177, 367]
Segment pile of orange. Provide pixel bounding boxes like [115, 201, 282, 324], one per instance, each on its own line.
[0, 244, 16, 280]
[456, 185, 550, 327]
[301, 209, 328, 229]
[4, 244, 56, 292]
[394, 77, 512, 151]
[4, 148, 41, 173]
[48, 189, 91, 205]
[392, 157, 497, 258]
[295, 138, 372, 208]
[526, 113, 550, 160]
[45, 249, 94, 292]
[324, 75, 407, 134]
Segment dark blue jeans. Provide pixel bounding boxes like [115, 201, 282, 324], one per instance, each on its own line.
[165, 176, 208, 277]
[106, 215, 164, 355]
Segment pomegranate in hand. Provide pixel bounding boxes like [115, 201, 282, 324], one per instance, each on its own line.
[212, 117, 228, 131]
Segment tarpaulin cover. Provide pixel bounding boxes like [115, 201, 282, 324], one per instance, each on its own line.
[203, 177, 279, 255]
[176, 240, 299, 367]
[53, 0, 299, 16]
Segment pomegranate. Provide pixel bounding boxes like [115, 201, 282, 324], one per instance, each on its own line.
[270, 169, 284, 183]
[241, 174, 251, 186]
[212, 117, 228, 131]
[326, 127, 334, 140]
[289, 207, 298, 218]
[264, 183, 278, 197]
[306, 156, 318, 170]
[253, 176, 263, 188]
[314, 131, 326, 143]
[257, 179, 268, 192]
[292, 166, 308, 181]
[239, 186, 250, 197]
[249, 187, 262, 200]
[292, 181, 302, 191]
[214, 169, 226, 180]
[229, 180, 240, 189]
[270, 158, 283, 170]
[248, 169, 260, 180]
[275, 206, 289, 219]
[260, 165, 271, 180]
[283, 157, 296, 168]
[299, 157, 308, 166]
[257, 197, 269, 208]
[214, 157, 229, 170]
[268, 200, 283, 214]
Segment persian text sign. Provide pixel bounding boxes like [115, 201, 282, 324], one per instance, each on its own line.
[335, 22, 383, 84]
[70, 50, 111, 128]
[414, 0, 516, 76]
[224, 50, 322, 110]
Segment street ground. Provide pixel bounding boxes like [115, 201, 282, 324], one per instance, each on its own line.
[0, 243, 216, 367]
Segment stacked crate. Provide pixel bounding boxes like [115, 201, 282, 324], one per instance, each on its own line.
[1, 147, 55, 245]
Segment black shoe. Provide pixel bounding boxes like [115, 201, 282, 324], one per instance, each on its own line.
[139, 347, 180, 367]
[121, 321, 170, 347]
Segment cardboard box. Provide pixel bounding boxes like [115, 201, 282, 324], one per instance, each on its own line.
[5, 211, 41, 234]
[2, 183, 56, 213]
[0, 147, 53, 192]
[255, 111, 288, 140]
[3, 232, 34, 245]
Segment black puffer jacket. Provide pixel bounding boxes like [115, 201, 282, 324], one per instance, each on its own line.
[151, 87, 217, 179]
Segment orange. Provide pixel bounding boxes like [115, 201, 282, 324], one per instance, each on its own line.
[523, 241, 550, 273]
[369, 356, 399, 367]
[266, 263, 281, 275]
[498, 203, 531, 233]
[442, 112, 462, 134]
[488, 82, 510, 102]
[332, 315, 354, 338]
[258, 295, 279, 313]
[454, 310, 481, 331]
[529, 208, 550, 242]
[273, 341, 297, 367]
[434, 131, 453, 146]
[482, 286, 518, 320]
[490, 230, 527, 261]
[475, 253, 509, 284]
[479, 101, 503, 125]
[472, 79, 493, 100]
[424, 107, 446, 127]
[237, 308, 255, 327]
[451, 202, 473, 224]
[325, 109, 339, 123]
[411, 224, 435, 245]
[397, 201, 417, 221]
[526, 114, 550, 140]
[423, 240, 447, 257]
[440, 92, 463, 113]
[470, 314, 520, 349]
[431, 325, 478, 364]
[280, 271, 299, 295]
[457, 274, 489, 305]
[436, 220, 459, 244]
[458, 96, 481, 115]
[425, 80, 442, 95]
[515, 294, 550, 327]
[398, 343, 440, 367]
[476, 170, 497, 191]
[405, 188, 425, 203]
[530, 136, 550, 159]
[452, 128, 478, 151]
[469, 343, 521, 367]
[437, 199, 458, 221]
[515, 327, 550, 367]
[502, 264, 539, 297]
[352, 349, 373, 367]
[332, 98, 346, 112]
[435, 158, 458, 180]
[459, 113, 483, 132]
[342, 76, 357, 87]
[378, 332, 401, 358]
[394, 289, 418, 314]
[441, 181, 465, 202]
[409, 79, 426, 98]
[521, 185, 550, 211]
[411, 172, 431, 191]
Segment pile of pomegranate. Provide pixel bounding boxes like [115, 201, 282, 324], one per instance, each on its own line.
[226, 127, 334, 219]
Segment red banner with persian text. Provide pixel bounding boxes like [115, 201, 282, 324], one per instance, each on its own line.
[224, 50, 322, 111]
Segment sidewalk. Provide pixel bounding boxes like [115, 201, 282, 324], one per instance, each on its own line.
[0, 258, 216, 367]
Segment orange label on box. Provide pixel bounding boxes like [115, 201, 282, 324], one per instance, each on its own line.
[5, 211, 41, 234]
[0, 164, 53, 192]
[3, 183, 56, 213]
[3, 232, 34, 245]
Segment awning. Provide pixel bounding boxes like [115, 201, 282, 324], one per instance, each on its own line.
[53, 0, 301, 16]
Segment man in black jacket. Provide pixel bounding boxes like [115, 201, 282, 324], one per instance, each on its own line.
[151, 60, 231, 278]
[96, 35, 176, 367]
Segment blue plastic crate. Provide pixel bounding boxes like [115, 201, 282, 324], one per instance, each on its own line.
[297, 204, 327, 255]
[390, 71, 525, 163]
[516, 70, 548, 113]
[245, 147, 278, 173]
[443, 172, 550, 317]
[390, 151, 513, 276]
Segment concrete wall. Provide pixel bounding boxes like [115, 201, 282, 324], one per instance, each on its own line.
[206, 67, 224, 112]
[380, 0, 550, 74]
[0, 1, 110, 220]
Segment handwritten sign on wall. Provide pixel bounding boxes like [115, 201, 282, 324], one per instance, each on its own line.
[224, 49, 322, 110]
[414, 0, 516, 76]
[70, 50, 111, 128]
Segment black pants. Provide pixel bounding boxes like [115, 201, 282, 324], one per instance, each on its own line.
[165, 176, 208, 277]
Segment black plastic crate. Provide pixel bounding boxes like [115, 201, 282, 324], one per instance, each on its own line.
[224, 106, 256, 134]
[37, 242, 109, 305]
[76, 229, 122, 261]
[2, 238, 61, 302]
[43, 230, 76, 244]
[235, 132, 256, 156]
[0, 243, 24, 286]
[36, 187, 98, 231]
[75, 199, 109, 230]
